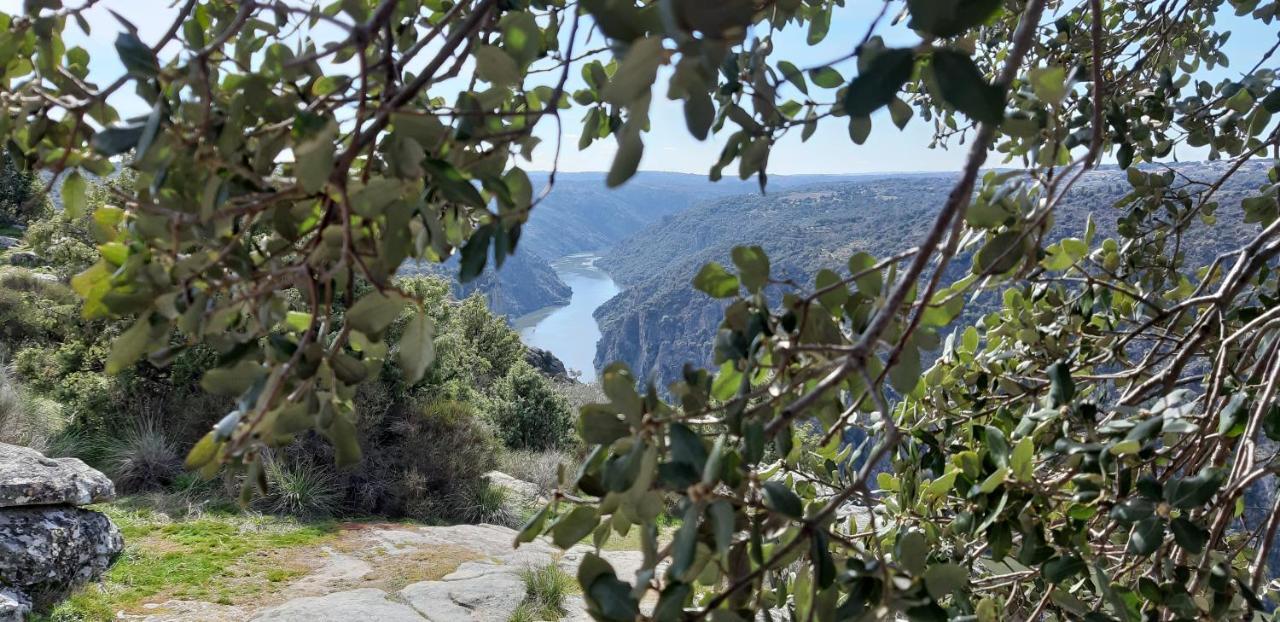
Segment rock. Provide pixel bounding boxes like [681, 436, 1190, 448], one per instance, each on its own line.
[400, 571, 525, 621]
[0, 589, 32, 622]
[524, 347, 569, 380]
[0, 442, 115, 507]
[5, 252, 42, 268]
[0, 236, 19, 249]
[0, 507, 123, 608]
[251, 589, 425, 622]
[484, 471, 540, 506]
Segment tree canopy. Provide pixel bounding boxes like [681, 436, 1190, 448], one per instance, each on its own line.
[4, 0, 1280, 619]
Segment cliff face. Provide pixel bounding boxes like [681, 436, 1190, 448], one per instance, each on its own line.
[595, 163, 1271, 387]
[399, 248, 570, 318]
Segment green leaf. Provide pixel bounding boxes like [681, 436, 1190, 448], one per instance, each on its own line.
[459, 224, 492, 283]
[897, 530, 928, 575]
[474, 45, 521, 87]
[924, 563, 967, 599]
[604, 37, 665, 105]
[91, 124, 144, 156]
[115, 31, 159, 77]
[807, 7, 831, 44]
[106, 314, 154, 374]
[670, 502, 700, 580]
[587, 573, 641, 621]
[848, 115, 872, 144]
[345, 290, 407, 337]
[398, 311, 435, 385]
[1164, 468, 1224, 509]
[809, 66, 843, 89]
[923, 468, 958, 503]
[684, 91, 715, 141]
[973, 231, 1023, 275]
[1028, 66, 1068, 104]
[889, 97, 914, 130]
[578, 405, 631, 445]
[777, 60, 808, 94]
[1218, 392, 1249, 437]
[607, 129, 644, 188]
[200, 360, 265, 396]
[731, 246, 770, 293]
[1170, 517, 1207, 554]
[889, 342, 922, 396]
[907, 0, 1003, 37]
[422, 159, 486, 208]
[62, 171, 87, 219]
[692, 262, 739, 298]
[515, 504, 550, 545]
[1047, 361, 1075, 406]
[328, 411, 361, 467]
[184, 431, 220, 470]
[844, 48, 915, 117]
[1042, 556, 1085, 584]
[669, 423, 708, 472]
[552, 505, 599, 549]
[762, 481, 804, 519]
[1128, 518, 1165, 556]
[292, 114, 338, 193]
[1010, 437, 1034, 481]
[930, 49, 1006, 124]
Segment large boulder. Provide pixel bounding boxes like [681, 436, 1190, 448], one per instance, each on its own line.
[0, 443, 115, 507]
[524, 346, 569, 380]
[0, 508, 123, 607]
[0, 443, 123, 616]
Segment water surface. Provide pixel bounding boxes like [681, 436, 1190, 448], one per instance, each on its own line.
[514, 254, 620, 382]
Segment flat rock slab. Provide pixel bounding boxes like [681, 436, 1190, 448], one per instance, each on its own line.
[251, 589, 425, 622]
[400, 571, 525, 621]
[0, 442, 115, 507]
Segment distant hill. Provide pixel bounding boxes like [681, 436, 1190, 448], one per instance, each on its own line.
[595, 162, 1272, 386]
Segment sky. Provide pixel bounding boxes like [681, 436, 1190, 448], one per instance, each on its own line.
[2, 0, 1277, 176]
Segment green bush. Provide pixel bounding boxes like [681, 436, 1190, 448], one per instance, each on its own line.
[102, 420, 181, 493]
[0, 366, 64, 451]
[0, 154, 48, 227]
[510, 563, 574, 621]
[293, 399, 499, 522]
[490, 361, 575, 451]
[258, 452, 341, 519]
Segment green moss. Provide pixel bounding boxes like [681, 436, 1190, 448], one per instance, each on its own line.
[36, 501, 336, 622]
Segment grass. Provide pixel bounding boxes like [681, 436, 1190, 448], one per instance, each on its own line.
[508, 563, 576, 622]
[36, 499, 337, 622]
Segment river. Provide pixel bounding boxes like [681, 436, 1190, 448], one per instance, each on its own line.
[513, 253, 620, 382]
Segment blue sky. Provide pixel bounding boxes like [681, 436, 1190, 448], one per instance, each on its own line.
[3, 1, 1276, 175]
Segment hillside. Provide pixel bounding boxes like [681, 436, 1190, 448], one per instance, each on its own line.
[596, 162, 1272, 386]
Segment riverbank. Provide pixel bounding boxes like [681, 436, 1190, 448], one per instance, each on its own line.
[512, 254, 620, 383]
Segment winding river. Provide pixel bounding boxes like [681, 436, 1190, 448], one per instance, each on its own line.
[513, 253, 619, 382]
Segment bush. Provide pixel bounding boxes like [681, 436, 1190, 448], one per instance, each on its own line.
[451, 482, 517, 527]
[490, 362, 575, 451]
[511, 563, 574, 621]
[0, 366, 64, 451]
[0, 155, 48, 227]
[258, 452, 341, 519]
[292, 399, 499, 522]
[102, 419, 181, 493]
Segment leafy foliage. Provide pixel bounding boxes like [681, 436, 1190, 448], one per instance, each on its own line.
[6, 0, 1280, 620]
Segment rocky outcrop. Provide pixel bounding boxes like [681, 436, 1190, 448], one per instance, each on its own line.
[0, 443, 123, 618]
[0, 443, 115, 507]
[524, 346, 568, 380]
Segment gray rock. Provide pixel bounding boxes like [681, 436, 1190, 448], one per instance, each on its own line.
[0, 506, 123, 609]
[0, 236, 19, 249]
[5, 252, 42, 268]
[484, 471, 541, 506]
[400, 571, 525, 621]
[524, 347, 568, 379]
[251, 589, 426, 622]
[0, 442, 115, 507]
[0, 589, 32, 622]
